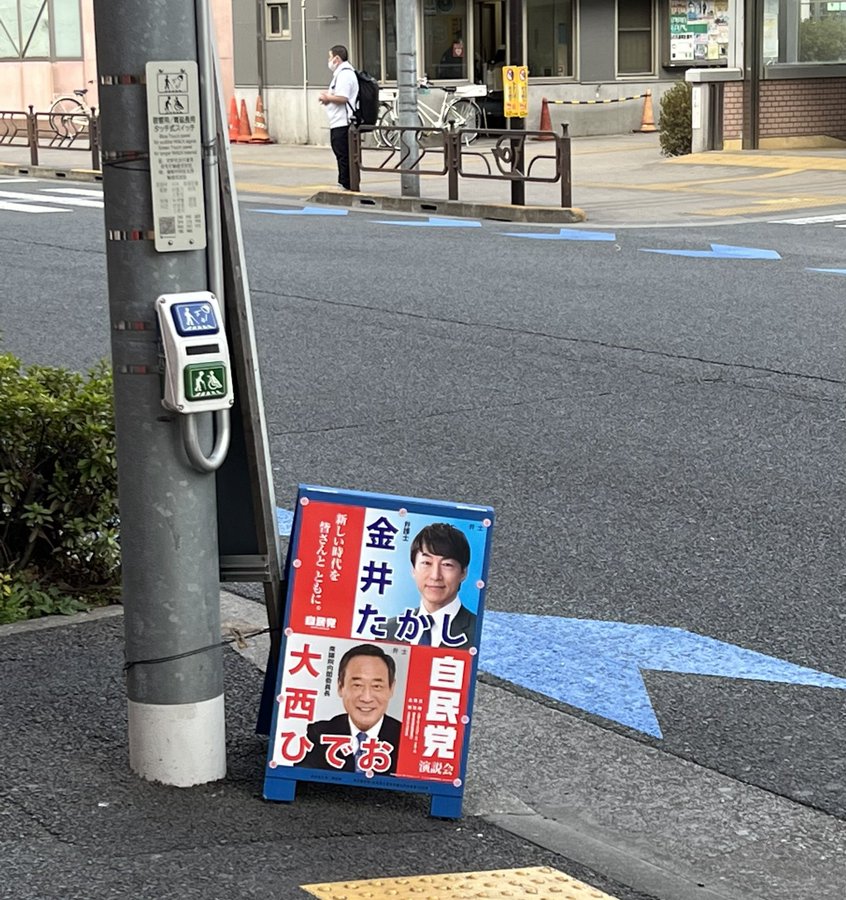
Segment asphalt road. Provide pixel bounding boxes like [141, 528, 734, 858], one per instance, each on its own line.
[2, 176, 846, 895]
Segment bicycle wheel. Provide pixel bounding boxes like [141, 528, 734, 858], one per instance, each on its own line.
[445, 100, 482, 145]
[377, 108, 425, 149]
[49, 97, 88, 137]
[376, 107, 399, 148]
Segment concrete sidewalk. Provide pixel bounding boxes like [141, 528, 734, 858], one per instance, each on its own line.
[2, 135, 845, 226]
[2, 594, 844, 900]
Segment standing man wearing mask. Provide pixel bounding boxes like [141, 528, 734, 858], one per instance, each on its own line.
[319, 45, 359, 191]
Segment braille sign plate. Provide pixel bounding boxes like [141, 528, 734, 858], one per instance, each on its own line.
[145, 60, 207, 253]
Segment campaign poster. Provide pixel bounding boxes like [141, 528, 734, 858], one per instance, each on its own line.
[263, 485, 494, 818]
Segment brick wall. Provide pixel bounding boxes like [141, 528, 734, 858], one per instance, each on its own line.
[723, 82, 744, 142]
[722, 77, 846, 142]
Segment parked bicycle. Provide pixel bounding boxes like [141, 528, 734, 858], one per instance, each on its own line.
[49, 82, 96, 138]
[377, 79, 486, 148]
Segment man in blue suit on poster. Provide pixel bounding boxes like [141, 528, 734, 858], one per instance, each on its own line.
[299, 644, 402, 775]
[384, 523, 477, 650]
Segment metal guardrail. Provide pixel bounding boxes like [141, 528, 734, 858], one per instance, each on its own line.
[349, 123, 572, 209]
[0, 106, 101, 171]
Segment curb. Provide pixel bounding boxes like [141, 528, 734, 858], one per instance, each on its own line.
[0, 162, 102, 182]
[309, 190, 587, 223]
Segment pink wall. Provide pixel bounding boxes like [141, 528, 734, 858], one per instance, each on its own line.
[0, 0, 233, 113]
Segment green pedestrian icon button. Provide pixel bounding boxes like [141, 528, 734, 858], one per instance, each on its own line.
[184, 362, 227, 401]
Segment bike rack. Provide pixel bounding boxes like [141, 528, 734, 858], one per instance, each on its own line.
[349, 123, 572, 209]
[0, 107, 101, 171]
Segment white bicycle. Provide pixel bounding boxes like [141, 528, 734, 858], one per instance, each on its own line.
[49, 83, 95, 138]
[377, 80, 486, 148]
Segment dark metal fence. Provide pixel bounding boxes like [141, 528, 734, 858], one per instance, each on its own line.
[349, 123, 572, 209]
[0, 106, 101, 171]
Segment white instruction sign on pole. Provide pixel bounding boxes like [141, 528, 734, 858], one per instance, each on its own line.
[145, 61, 207, 253]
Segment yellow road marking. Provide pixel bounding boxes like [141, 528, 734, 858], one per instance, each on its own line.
[235, 181, 334, 195]
[232, 159, 336, 171]
[580, 178, 846, 204]
[302, 866, 619, 899]
[693, 196, 846, 216]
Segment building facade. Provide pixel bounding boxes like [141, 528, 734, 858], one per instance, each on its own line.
[0, 1, 234, 114]
[2, 2, 843, 151]
[233, 0, 846, 149]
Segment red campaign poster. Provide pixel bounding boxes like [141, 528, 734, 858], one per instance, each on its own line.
[395, 646, 473, 783]
[287, 500, 365, 638]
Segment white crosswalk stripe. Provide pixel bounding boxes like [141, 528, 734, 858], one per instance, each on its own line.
[0, 189, 103, 209]
[770, 212, 846, 225]
[41, 187, 103, 198]
[0, 200, 69, 213]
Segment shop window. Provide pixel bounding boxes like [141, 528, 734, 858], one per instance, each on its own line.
[0, 0, 81, 60]
[764, 0, 846, 63]
[617, 0, 654, 75]
[266, 1, 291, 40]
[527, 0, 575, 78]
[423, 0, 468, 81]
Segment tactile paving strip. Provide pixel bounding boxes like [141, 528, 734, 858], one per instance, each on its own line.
[301, 866, 619, 899]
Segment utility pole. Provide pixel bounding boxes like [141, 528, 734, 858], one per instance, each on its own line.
[93, 0, 227, 786]
[396, 0, 420, 196]
[508, 0, 525, 205]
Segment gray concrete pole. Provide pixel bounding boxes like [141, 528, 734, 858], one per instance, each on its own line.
[93, 0, 226, 786]
[396, 0, 420, 197]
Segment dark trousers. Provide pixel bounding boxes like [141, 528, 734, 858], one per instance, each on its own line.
[330, 125, 351, 190]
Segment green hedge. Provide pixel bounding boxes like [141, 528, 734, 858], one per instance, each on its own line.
[0, 351, 120, 623]
[659, 81, 692, 158]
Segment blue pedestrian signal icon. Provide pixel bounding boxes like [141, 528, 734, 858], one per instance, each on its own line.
[171, 301, 219, 336]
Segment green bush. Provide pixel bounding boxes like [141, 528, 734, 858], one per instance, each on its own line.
[0, 351, 120, 624]
[659, 81, 692, 158]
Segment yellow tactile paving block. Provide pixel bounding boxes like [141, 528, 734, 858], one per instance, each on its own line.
[301, 866, 618, 900]
[667, 153, 846, 172]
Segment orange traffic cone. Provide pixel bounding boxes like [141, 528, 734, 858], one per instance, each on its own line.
[250, 96, 273, 143]
[532, 97, 554, 141]
[236, 98, 253, 142]
[637, 90, 657, 133]
[228, 97, 240, 143]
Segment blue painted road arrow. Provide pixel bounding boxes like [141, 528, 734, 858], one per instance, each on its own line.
[807, 268, 846, 275]
[479, 611, 846, 738]
[641, 243, 781, 260]
[251, 207, 349, 216]
[502, 228, 616, 241]
[374, 216, 481, 228]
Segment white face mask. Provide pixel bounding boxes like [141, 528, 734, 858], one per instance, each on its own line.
[328, 58, 338, 71]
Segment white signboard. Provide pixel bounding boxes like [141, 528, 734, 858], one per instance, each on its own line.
[145, 61, 207, 253]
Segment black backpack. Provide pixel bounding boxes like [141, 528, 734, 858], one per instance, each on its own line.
[352, 70, 380, 126]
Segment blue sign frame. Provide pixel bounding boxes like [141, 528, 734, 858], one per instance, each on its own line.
[262, 484, 494, 819]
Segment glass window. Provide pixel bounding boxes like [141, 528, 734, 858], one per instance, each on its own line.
[0, 0, 82, 60]
[384, 0, 397, 80]
[361, 0, 382, 75]
[52, 0, 81, 57]
[617, 0, 654, 75]
[266, 1, 291, 40]
[21, 0, 49, 57]
[358, 0, 396, 82]
[527, 0, 574, 78]
[800, 2, 846, 61]
[0, 1, 20, 58]
[765, 0, 846, 63]
[423, 0, 468, 80]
